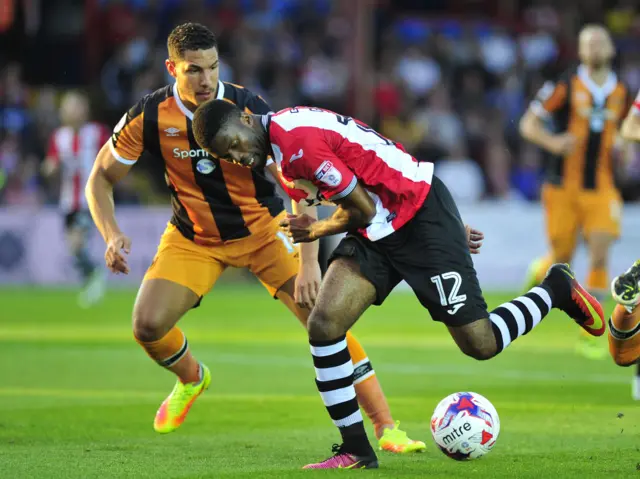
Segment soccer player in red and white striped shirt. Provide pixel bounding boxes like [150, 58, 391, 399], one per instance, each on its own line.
[42, 91, 108, 307]
[193, 101, 605, 469]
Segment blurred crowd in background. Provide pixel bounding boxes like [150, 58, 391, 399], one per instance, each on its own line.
[2, 0, 640, 209]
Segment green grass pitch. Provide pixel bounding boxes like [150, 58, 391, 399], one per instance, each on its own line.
[0, 286, 638, 478]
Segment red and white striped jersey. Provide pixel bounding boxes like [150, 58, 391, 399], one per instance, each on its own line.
[268, 107, 433, 241]
[632, 89, 640, 116]
[47, 123, 110, 212]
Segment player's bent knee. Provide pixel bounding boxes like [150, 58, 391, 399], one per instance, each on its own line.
[449, 320, 498, 361]
[308, 308, 346, 341]
[132, 305, 176, 342]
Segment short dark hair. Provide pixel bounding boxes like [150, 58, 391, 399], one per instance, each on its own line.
[167, 23, 217, 60]
[192, 99, 242, 152]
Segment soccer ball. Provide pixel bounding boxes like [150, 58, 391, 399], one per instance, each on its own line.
[430, 391, 500, 461]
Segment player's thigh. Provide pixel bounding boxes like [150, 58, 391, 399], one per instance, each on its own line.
[541, 184, 579, 262]
[249, 225, 300, 299]
[390, 176, 488, 328]
[245, 218, 310, 324]
[328, 234, 402, 309]
[133, 279, 202, 340]
[310, 256, 378, 339]
[134, 225, 225, 339]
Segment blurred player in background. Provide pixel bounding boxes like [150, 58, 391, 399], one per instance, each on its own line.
[42, 90, 108, 308]
[611, 91, 640, 399]
[519, 24, 631, 360]
[192, 100, 605, 469]
[85, 23, 424, 453]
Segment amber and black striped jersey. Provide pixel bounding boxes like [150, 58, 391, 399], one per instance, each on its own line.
[530, 65, 632, 190]
[109, 81, 284, 246]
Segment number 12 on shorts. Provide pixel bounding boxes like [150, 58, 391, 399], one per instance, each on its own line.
[430, 272, 467, 315]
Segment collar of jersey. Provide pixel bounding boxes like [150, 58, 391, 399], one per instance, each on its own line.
[261, 113, 277, 167]
[261, 112, 272, 132]
[173, 81, 226, 120]
[577, 65, 617, 104]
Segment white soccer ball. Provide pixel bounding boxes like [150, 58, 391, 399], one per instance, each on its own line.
[430, 391, 500, 460]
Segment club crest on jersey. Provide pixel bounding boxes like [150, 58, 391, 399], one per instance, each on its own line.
[196, 159, 216, 174]
[315, 160, 342, 187]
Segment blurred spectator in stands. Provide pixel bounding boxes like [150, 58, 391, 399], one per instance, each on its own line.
[395, 45, 441, 97]
[380, 95, 425, 155]
[415, 84, 465, 155]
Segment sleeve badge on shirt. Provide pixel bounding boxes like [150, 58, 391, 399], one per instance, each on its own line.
[315, 160, 342, 187]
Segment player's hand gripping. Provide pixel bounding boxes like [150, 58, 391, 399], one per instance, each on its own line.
[105, 233, 132, 274]
[466, 225, 484, 254]
[279, 213, 317, 243]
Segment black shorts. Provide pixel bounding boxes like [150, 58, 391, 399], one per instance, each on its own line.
[328, 176, 488, 327]
[64, 210, 92, 232]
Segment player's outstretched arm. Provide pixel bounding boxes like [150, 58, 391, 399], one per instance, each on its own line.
[621, 109, 640, 143]
[85, 141, 133, 274]
[280, 182, 375, 243]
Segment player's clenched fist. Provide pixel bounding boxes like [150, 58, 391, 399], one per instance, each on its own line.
[279, 213, 317, 243]
[105, 233, 132, 274]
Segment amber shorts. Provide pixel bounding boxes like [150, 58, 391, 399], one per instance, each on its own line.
[144, 212, 299, 298]
[541, 184, 622, 259]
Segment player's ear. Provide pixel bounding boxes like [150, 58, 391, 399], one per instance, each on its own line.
[165, 59, 177, 79]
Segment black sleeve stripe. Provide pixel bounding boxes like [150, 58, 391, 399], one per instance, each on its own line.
[141, 85, 172, 158]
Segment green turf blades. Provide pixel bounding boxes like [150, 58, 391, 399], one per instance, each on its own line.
[0, 287, 637, 478]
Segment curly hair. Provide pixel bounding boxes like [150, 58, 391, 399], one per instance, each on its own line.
[192, 99, 242, 152]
